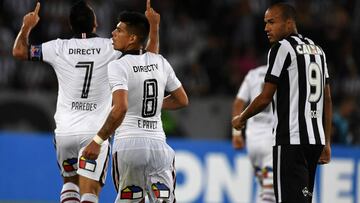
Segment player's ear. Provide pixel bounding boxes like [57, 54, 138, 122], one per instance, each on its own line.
[129, 34, 137, 44]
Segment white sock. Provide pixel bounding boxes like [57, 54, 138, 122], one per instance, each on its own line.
[60, 182, 80, 203]
[81, 193, 98, 203]
[260, 187, 276, 203]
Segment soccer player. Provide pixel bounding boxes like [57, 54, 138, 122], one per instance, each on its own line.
[232, 3, 332, 203]
[12, 1, 160, 203]
[232, 65, 275, 203]
[81, 11, 188, 203]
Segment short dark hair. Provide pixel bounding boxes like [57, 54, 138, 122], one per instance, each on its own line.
[270, 3, 297, 21]
[69, 0, 95, 34]
[118, 11, 150, 45]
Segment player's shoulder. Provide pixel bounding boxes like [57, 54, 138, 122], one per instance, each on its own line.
[247, 65, 267, 78]
[145, 51, 163, 59]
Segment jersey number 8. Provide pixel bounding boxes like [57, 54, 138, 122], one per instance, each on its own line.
[142, 79, 158, 117]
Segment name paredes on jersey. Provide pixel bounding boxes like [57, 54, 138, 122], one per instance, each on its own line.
[71, 101, 97, 111]
[68, 48, 101, 55]
[133, 64, 158, 73]
[296, 44, 323, 55]
[137, 119, 157, 130]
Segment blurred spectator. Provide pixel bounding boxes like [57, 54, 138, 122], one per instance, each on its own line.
[332, 97, 356, 145]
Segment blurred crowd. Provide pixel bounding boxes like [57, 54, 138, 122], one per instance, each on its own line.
[1, 0, 360, 145]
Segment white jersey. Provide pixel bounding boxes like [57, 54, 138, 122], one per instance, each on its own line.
[40, 36, 122, 136]
[108, 51, 182, 140]
[236, 65, 273, 143]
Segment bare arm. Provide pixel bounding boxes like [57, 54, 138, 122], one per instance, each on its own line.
[319, 84, 332, 164]
[162, 86, 189, 110]
[232, 98, 246, 149]
[232, 98, 246, 118]
[82, 90, 128, 160]
[323, 84, 332, 146]
[144, 0, 160, 53]
[232, 82, 276, 130]
[13, 2, 40, 60]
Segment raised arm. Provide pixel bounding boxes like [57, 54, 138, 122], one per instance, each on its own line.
[144, 0, 160, 53]
[13, 2, 40, 60]
[162, 86, 189, 110]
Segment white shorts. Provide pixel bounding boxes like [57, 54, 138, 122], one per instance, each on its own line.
[247, 137, 273, 186]
[54, 134, 110, 184]
[112, 137, 176, 203]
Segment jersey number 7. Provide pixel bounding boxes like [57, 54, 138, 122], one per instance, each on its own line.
[75, 61, 94, 99]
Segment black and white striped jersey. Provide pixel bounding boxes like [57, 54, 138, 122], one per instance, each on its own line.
[265, 34, 329, 146]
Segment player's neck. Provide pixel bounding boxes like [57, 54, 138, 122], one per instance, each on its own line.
[122, 49, 145, 56]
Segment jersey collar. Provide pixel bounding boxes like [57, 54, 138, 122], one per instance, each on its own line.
[121, 50, 146, 56]
[72, 33, 99, 39]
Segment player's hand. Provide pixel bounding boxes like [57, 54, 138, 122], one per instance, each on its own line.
[22, 2, 40, 30]
[145, 0, 160, 27]
[82, 141, 101, 160]
[318, 145, 331, 165]
[232, 134, 245, 149]
[232, 114, 246, 130]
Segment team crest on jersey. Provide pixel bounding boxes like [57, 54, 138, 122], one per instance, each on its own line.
[30, 45, 42, 61]
[120, 185, 143, 199]
[79, 156, 96, 172]
[152, 182, 170, 198]
[262, 166, 273, 178]
[62, 158, 77, 172]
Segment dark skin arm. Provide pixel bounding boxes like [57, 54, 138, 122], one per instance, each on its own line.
[232, 82, 277, 130]
[232, 98, 246, 149]
[13, 2, 40, 60]
[318, 84, 332, 164]
[162, 86, 189, 110]
[82, 90, 128, 160]
[144, 0, 160, 53]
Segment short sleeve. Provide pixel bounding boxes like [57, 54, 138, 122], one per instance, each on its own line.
[236, 72, 251, 102]
[108, 60, 129, 92]
[265, 42, 291, 84]
[323, 51, 330, 84]
[164, 58, 181, 92]
[40, 39, 61, 64]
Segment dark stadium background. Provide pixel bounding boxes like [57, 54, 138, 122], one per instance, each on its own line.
[1, 0, 360, 202]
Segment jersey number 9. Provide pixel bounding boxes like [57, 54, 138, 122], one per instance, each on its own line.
[308, 62, 322, 103]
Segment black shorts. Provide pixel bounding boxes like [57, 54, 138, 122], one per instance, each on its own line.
[273, 145, 323, 203]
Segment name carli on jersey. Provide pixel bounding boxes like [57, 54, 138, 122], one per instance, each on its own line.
[133, 64, 158, 73]
[69, 48, 101, 55]
[71, 101, 97, 111]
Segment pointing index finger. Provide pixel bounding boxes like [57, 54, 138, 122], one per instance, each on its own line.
[34, 2, 40, 15]
[146, 0, 151, 10]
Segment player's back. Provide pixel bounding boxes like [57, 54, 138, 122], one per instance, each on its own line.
[108, 52, 181, 141]
[41, 36, 121, 135]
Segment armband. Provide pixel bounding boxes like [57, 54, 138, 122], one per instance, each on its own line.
[232, 128, 241, 137]
[93, 135, 105, 145]
[29, 45, 43, 61]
